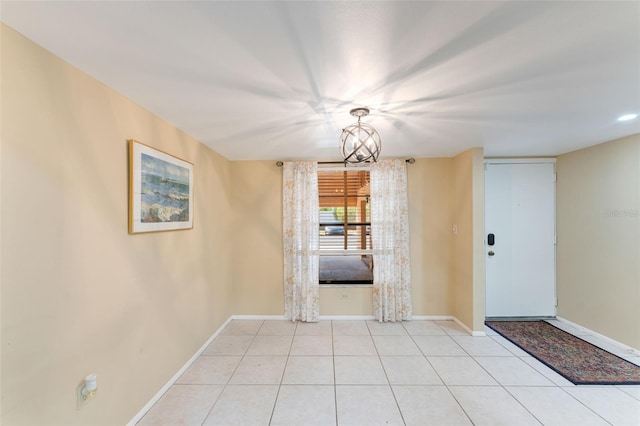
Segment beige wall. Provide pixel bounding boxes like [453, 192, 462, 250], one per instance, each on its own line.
[407, 158, 454, 316]
[319, 287, 375, 316]
[4, 22, 637, 426]
[230, 161, 284, 314]
[230, 157, 475, 319]
[557, 134, 640, 349]
[1, 25, 234, 425]
[471, 149, 486, 332]
[450, 148, 485, 332]
[1, 21, 490, 425]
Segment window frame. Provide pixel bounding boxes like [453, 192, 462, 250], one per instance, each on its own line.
[318, 165, 373, 285]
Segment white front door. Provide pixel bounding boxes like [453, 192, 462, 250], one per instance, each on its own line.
[485, 161, 556, 317]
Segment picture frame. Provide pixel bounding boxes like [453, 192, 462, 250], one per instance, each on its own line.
[128, 139, 194, 234]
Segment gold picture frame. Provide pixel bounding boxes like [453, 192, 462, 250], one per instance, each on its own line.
[128, 139, 194, 234]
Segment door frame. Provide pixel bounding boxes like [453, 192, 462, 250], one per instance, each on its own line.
[484, 158, 557, 318]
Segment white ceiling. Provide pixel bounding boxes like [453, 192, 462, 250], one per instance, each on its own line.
[2, 1, 639, 160]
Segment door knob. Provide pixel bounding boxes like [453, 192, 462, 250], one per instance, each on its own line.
[488, 251, 495, 256]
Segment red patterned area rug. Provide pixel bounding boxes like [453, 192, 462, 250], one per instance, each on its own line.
[485, 320, 640, 385]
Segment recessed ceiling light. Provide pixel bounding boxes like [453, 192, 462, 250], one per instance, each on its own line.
[617, 113, 638, 121]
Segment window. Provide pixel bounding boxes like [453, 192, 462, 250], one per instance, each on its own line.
[318, 169, 373, 284]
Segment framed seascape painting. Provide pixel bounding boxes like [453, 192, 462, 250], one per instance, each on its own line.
[128, 140, 194, 234]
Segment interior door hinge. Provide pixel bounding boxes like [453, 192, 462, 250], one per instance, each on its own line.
[553, 173, 557, 182]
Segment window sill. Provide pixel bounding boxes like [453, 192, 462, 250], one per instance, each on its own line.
[319, 283, 373, 288]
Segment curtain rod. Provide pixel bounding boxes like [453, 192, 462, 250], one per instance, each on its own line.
[276, 158, 415, 167]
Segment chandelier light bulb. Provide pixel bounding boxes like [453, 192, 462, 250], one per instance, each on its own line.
[352, 127, 360, 150]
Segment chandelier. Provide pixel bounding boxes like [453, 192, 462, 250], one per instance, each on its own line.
[339, 107, 381, 164]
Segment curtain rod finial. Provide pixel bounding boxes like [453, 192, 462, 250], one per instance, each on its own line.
[276, 161, 284, 167]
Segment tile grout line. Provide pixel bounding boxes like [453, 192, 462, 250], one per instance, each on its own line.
[267, 320, 297, 426]
[483, 319, 615, 426]
[199, 319, 263, 426]
[150, 319, 633, 426]
[555, 378, 618, 425]
[461, 340, 550, 425]
[617, 386, 640, 402]
[368, 320, 407, 425]
[433, 322, 547, 425]
[493, 317, 633, 425]
[405, 321, 477, 426]
[500, 386, 554, 426]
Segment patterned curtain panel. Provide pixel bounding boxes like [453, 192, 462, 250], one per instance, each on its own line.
[370, 159, 412, 322]
[282, 161, 320, 322]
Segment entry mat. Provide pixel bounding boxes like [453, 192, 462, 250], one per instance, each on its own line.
[485, 320, 640, 385]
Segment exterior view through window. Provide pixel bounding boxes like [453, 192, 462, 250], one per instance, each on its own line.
[318, 170, 372, 284]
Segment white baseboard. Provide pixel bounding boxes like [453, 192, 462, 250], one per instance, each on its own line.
[320, 315, 375, 320]
[450, 316, 486, 336]
[228, 314, 487, 337]
[556, 316, 640, 356]
[412, 315, 486, 336]
[126, 316, 233, 426]
[231, 314, 287, 320]
[232, 315, 377, 321]
[411, 315, 451, 321]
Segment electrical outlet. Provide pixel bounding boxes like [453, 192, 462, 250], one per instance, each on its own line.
[338, 291, 349, 301]
[77, 374, 97, 410]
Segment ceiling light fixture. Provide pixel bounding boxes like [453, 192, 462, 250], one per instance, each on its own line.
[617, 113, 638, 121]
[340, 107, 381, 164]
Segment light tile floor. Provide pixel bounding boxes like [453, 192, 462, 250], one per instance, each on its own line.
[138, 319, 640, 426]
